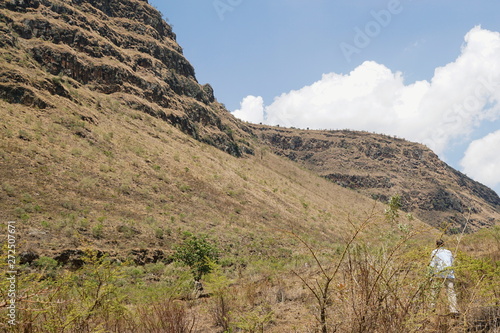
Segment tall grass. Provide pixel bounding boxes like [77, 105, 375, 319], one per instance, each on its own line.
[287, 197, 500, 332]
[0, 206, 498, 332]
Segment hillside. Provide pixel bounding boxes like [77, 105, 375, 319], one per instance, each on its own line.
[1, 0, 500, 332]
[0, 0, 252, 156]
[1, 0, 498, 250]
[0, 0, 419, 263]
[251, 125, 500, 232]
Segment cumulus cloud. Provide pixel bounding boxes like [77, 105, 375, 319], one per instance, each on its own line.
[232, 95, 265, 124]
[232, 26, 500, 193]
[232, 26, 500, 157]
[460, 130, 500, 189]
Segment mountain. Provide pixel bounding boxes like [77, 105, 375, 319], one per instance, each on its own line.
[1, 0, 252, 156]
[250, 125, 500, 232]
[1, 0, 499, 262]
[1, 0, 401, 264]
[1, 1, 500, 331]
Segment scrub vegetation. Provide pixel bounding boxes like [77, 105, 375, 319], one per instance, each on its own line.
[1, 197, 499, 332]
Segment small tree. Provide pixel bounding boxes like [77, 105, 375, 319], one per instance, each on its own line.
[173, 233, 219, 281]
[384, 194, 402, 223]
[204, 262, 233, 331]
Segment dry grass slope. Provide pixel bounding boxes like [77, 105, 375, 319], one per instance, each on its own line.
[251, 124, 500, 232]
[1, 89, 423, 260]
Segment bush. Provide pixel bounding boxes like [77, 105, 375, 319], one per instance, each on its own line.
[34, 256, 58, 269]
[91, 223, 104, 239]
[173, 233, 219, 281]
[135, 300, 196, 333]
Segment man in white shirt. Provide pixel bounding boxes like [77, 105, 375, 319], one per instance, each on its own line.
[429, 239, 459, 314]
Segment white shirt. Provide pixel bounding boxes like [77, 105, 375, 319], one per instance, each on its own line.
[430, 248, 455, 279]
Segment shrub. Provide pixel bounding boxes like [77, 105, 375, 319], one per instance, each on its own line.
[7, 250, 127, 333]
[173, 233, 219, 281]
[135, 300, 196, 333]
[91, 223, 104, 239]
[33, 256, 58, 270]
[154, 227, 164, 239]
[204, 263, 233, 330]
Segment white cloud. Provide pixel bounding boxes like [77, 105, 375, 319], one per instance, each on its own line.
[232, 95, 265, 124]
[460, 130, 500, 190]
[231, 26, 500, 193]
[232, 27, 500, 177]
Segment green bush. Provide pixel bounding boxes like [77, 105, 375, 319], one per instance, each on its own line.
[34, 256, 58, 269]
[91, 223, 104, 239]
[173, 233, 219, 281]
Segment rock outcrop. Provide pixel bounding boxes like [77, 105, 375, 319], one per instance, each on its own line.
[252, 125, 500, 232]
[0, 0, 252, 156]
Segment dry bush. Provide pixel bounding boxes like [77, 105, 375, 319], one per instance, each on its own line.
[466, 306, 500, 332]
[211, 294, 232, 332]
[333, 244, 434, 332]
[285, 202, 500, 333]
[133, 300, 196, 333]
[287, 197, 446, 333]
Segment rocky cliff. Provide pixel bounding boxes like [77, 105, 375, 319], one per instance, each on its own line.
[0, 0, 252, 156]
[252, 125, 500, 232]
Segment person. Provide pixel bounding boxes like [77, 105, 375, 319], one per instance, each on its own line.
[429, 239, 459, 314]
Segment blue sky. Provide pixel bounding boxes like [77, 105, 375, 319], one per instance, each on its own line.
[150, 0, 500, 196]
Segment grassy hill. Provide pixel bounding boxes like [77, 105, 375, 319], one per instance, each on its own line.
[1, 94, 411, 261]
[251, 124, 500, 232]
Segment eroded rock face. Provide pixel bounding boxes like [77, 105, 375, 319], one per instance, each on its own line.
[0, 0, 251, 156]
[19, 250, 40, 265]
[252, 126, 500, 232]
[49, 248, 168, 268]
